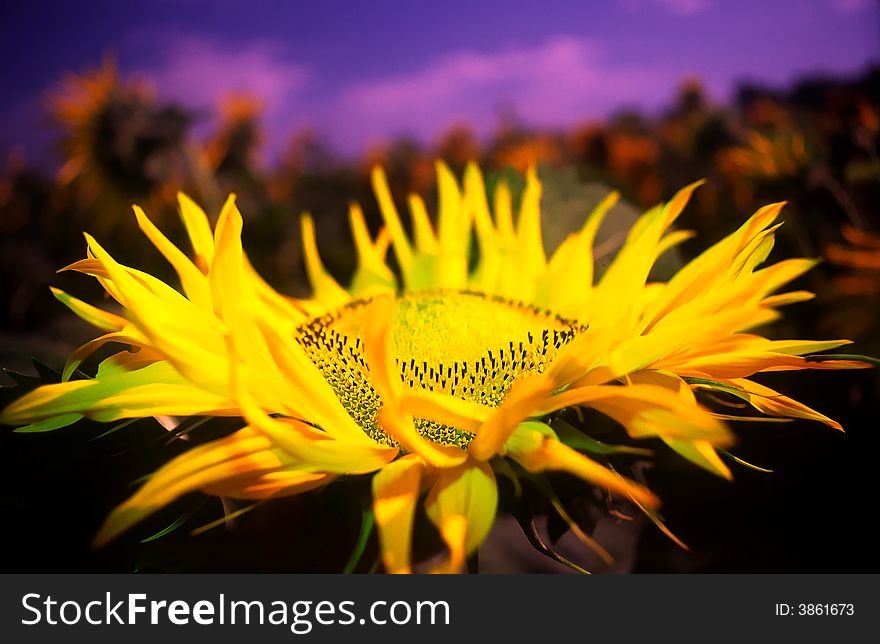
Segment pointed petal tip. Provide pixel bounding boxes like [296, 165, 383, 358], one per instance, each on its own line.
[755, 201, 788, 221]
[90, 504, 132, 548]
[464, 160, 481, 177]
[131, 205, 151, 230]
[90, 525, 113, 549]
[176, 190, 199, 205]
[57, 258, 86, 274]
[91, 506, 139, 549]
[370, 165, 387, 184]
[434, 158, 451, 173]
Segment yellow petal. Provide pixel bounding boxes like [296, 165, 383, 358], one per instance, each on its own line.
[209, 198, 284, 380]
[204, 469, 331, 500]
[468, 374, 554, 461]
[493, 179, 515, 239]
[729, 378, 845, 431]
[299, 213, 351, 309]
[465, 162, 503, 293]
[50, 287, 127, 332]
[233, 366, 398, 473]
[506, 426, 659, 508]
[95, 348, 164, 378]
[371, 166, 414, 281]
[372, 455, 425, 574]
[348, 202, 397, 297]
[398, 390, 489, 435]
[93, 427, 294, 546]
[464, 162, 493, 244]
[538, 190, 618, 314]
[407, 194, 439, 254]
[177, 192, 215, 273]
[133, 205, 212, 309]
[515, 164, 546, 270]
[762, 339, 852, 355]
[642, 201, 785, 331]
[61, 327, 148, 381]
[425, 460, 497, 573]
[586, 307, 782, 384]
[584, 182, 702, 331]
[361, 296, 467, 468]
[435, 161, 470, 289]
[541, 383, 732, 445]
[750, 259, 818, 301]
[83, 234, 227, 383]
[620, 373, 732, 480]
[253, 321, 378, 444]
[663, 438, 732, 479]
[663, 350, 863, 380]
[760, 290, 815, 307]
[0, 361, 236, 427]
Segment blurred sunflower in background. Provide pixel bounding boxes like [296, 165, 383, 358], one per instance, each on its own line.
[50, 58, 192, 233]
[0, 162, 869, 573]
[822, 225, 880, 343]
[202, 94, 265, 198]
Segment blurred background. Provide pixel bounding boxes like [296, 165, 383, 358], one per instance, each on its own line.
[0, 0, 878, 573]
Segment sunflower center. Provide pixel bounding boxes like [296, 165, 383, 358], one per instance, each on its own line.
[297, 292, 583, 448]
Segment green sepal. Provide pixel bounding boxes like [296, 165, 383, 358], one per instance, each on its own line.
[551, 418, 652, 456]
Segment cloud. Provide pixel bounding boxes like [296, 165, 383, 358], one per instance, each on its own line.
[328, 36, 674, 149]
[143, 33, 310, 110]
[132, 32, 312, 155]
[125, 33, 681, 156]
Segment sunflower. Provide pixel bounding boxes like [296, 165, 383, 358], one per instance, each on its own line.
[49, 58, 191, 231]
[1, 162, 868, 573]
[822, 225, 880, 341]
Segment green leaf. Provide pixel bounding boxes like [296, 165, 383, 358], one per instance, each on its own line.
[531, 474, 613, 565]
[89, 418, 140, 441]
[663, 438, 731, 479]
[490, 457, 523, 498]
[2, 368, 43, 388]
[140, 504, 203, 543]
[804, 353, 880, 367]
[30, 359, 62, 384]
[343, 507, 375, 574]
[551, 418, 652, 456]
[683, 377, 753, 402]
[13, 414, 83, 433]
[164, 416, 213, 444]
[718, 448, 773, 473]
[513, 512, 590, 574]
[190, 502, 260, 536]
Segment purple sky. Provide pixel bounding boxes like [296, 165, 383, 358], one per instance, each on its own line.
[1, 0, 878, 164]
